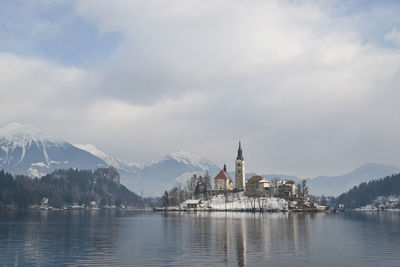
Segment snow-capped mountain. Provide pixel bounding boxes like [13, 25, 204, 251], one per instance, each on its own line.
[2, 123, 398, 198]
[0, 123, 221, 196]
[74, 144, 141, 174]
[124, 150, 221, 196]
[0, 123, 106, 177]
[72, 145, 222, 196]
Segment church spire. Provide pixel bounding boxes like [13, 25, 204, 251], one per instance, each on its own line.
[236, 141, 244, 160]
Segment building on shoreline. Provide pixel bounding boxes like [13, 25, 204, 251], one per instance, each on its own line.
[245, 176, 270, 197]
[212, 141, 297, 201]
[183, 199, 202, 209]
[214, 164, 234, 191]
[275, 180, 296, 199]
[213, 141, 246, 192]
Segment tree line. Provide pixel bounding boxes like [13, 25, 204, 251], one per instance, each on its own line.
[332, 173, 400, 209]
[0, 168, 153, 209]
[162, 173, 212, 207]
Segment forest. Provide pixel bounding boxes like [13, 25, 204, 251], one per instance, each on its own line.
[0, 167, 155, 209]
[332, 173, 400, 209]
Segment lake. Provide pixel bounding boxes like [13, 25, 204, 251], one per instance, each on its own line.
[0, 210, 399, 266]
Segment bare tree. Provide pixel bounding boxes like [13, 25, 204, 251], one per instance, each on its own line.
[224, 188, 229, 210]
[176, 183, 185, 203]
[204, 172, 212, 190]
[301, 179, 309, 198]
[296, 183, 303, 197]
[203, 172, 212, 200]
[270, 177, 281, 197]
[186, 174, 198, 199]
[162, 191, 169, 208]
[169, 186, 180, 206]
[247, 196, 257, 211]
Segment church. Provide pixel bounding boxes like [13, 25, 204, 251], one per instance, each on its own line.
[214, 141, 246, 191]
[213, 141, 298, 199]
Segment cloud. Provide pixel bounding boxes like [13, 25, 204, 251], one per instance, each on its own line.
[1, 1, 400, 176]
[0, 0, 120, 66]
[385, 28, 400, 47]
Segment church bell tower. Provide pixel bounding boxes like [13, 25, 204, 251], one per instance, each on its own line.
[235, 141, 246, 190]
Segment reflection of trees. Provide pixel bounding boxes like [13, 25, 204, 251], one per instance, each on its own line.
[210, 212, 313, 265]
[265, 213, 312, 259]
[0, 211, 317, 266]
[215, 213, 231, 262]
[234, 216, 247, 267]
[267, 213, 304, 253]
[193, 213, 212, 253]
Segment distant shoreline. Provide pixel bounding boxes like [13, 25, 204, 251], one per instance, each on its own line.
[152, 207, 328, 213]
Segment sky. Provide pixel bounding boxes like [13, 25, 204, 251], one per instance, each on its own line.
[1, 0, 400, 178]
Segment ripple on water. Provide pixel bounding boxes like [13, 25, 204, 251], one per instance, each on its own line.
[0, 210, 399, 266]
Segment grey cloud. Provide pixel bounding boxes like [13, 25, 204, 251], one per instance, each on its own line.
[1, 1, 400, 177]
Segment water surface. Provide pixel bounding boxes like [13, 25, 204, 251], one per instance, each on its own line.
[0, 210, 399, 266]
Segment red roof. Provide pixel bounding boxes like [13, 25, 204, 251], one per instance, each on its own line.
[214, 170, 230, 180]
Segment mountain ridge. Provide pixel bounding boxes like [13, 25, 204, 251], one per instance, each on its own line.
[308, 162, 400, 196]
[0, 123, 221, 196]
[333, 173, 400, 209]
[1, 123, 399, 197]
[0, 123, 106, 178]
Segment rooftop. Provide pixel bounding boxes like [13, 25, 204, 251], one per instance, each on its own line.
[214, 170, 231, 180]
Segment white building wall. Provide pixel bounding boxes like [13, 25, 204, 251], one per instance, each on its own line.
[235, 159, 246, 190]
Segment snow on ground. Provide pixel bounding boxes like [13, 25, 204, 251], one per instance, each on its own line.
[28, 167, 47, 178]
[182, 192, 288, 211]
[357, 195, 400, 210]
[74, 143, 141, 171]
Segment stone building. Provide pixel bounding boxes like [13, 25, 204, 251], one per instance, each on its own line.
[275, 180, 296, 199]
[95, 165, 120, 187]
[235, 141, 246, 190]
[214, 164, 234, 191]
[245, 176, 270, 197]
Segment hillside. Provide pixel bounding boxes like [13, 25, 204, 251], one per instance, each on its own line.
[125, 151, 220, 196]
[2, 123, 399, 198]
[74, 145, 221, 196]
[74, 143, 141, 174]
[308, 163, 400, 196]
[333, 173, 400, 209]
[0, 167, 150, 209]
[0, 123, 219, 197]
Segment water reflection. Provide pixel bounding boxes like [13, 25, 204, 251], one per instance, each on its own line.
[235, 216, 247, 267]
[1, 210, 399, 266]
[172, 212, 314, 266]
[0, 210, 122, 266]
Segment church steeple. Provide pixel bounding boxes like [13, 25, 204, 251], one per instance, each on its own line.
[236, 141, 244, 160]
[235, 140, 246, 190]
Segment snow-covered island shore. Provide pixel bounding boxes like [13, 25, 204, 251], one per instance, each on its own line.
[154, 192, 324, 212]
[205, 193, 288, 211]
[356, 195, 400, 211]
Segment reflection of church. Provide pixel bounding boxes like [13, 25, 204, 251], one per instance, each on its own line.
[213, 213, 247, 266]
[211, 212, 312, 266]
[214, 141, 246, 191]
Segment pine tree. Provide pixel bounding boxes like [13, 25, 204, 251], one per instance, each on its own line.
[162, 190, 169, 207]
